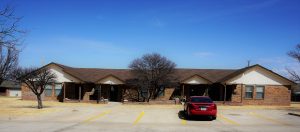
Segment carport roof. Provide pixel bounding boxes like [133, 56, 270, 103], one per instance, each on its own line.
[174, 69, 236, 83]
[0, 80, 21, 89]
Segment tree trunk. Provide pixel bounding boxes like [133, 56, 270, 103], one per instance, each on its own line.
[0, 79, 3, 86]
[136, 88, 141, 102]
[147, 88, 153, 102]
[153, 87, 159, 99]
[37, 94, 43, 109]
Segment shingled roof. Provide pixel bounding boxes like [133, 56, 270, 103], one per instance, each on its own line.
[47, 62, 294, 84]
[50, 63, 133, 83]
[175, 69, 236, 83]
[47, 62, 238, 83]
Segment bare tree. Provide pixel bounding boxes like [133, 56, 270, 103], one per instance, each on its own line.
[0, 5, 25, 84]
[287, 44, 300, 82]
[14, 67, 56, 109]
[129, 53, 177, 102]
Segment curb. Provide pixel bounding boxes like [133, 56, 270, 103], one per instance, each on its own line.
[288, 112, 300, 117]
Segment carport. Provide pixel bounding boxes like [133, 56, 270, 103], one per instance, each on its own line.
[208, 83, 234, 102]
[61, 74, 126, 102]
[180, 75, 211, 98]
[62, 82, 95, 102]
[180, 75, 233, 102]
[95, 75, 125, 102]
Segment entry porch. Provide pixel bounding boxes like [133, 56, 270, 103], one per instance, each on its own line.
[180, 83, 235, 102]
[179, 75, 236, 103]
[62, 83, 124, 103]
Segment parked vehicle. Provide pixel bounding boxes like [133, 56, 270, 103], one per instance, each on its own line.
[184, 96, 217, 120]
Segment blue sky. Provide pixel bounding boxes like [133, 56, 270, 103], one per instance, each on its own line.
[3, 0, 300, 76]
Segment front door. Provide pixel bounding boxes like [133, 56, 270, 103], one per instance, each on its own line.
[109, 85, 119, 101]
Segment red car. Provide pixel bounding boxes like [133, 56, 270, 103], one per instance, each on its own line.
[184, 96, 217, 120]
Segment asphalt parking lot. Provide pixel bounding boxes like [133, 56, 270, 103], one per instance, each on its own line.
[1, 98, 300, 132]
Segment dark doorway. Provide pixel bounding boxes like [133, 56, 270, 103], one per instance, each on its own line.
[189, 85, 206, 96]
[225, 85, 234, 101]
[187, 84, 207, 96]
[0, 88, 7, 96]
[109, 85, 119, 101]
[208, 83, 223, 101]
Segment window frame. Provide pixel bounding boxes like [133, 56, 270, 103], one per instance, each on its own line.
[44, 84, 53, 97]
[54, 83, 62, 96]
[255, 85, 265, 99]
[245, 85, 254, 99]
[158, 86, 165, 97]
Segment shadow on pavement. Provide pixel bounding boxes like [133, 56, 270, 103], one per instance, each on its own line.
[10, 105, 52, 108]
[178, 110, 213, 121]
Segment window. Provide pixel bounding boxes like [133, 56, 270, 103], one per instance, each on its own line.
[140, 87, 148, 98]
[256, 86, 265, 99]
[45, 84, 52, 96]
[191, 97, 213, 103]
[245, 85, 254, 98]
[55, 83, 62, 96]
[158, 86, 165, 97]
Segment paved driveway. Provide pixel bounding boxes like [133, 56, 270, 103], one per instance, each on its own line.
[1, 98, 300, 132]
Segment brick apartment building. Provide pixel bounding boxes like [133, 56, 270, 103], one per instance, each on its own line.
[21, 62, 295, 105]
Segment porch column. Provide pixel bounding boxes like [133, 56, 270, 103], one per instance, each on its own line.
[79, 85, 81, 102]
[97, 84, 102, 104]
[52, 82, 55, 97]
[63, 82, 66, 102]
[220, 85, 223, 101]
[205, 85, 209, 96]
[240, 84, 243, 103]
[223, 83, 227, 104]
[182, 84, 185, 98]
[120, 85, 124, 102]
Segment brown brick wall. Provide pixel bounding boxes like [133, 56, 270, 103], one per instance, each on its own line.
[123, 87, 139, 101]
[265, 85, 291, 105]
[230, 84, 291, 105]
[21, 81, 291, 105]
[231, 84, 242, 103]
[122, 87, 176, 101]
[157, 88, 175, 101]
[22, 84, 38, 100]
[21, 83, 60, 101]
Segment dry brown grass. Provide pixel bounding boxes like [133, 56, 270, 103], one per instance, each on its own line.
[0, 96, 104, 117]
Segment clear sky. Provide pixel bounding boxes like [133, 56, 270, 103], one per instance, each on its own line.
[2, 0, 300, 76]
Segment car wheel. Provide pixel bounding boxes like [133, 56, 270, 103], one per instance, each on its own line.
[210, 116, 216, 120]
[186, 108, 190, 118]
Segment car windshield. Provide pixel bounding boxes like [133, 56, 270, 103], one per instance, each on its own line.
[190, 97, 213, 103]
